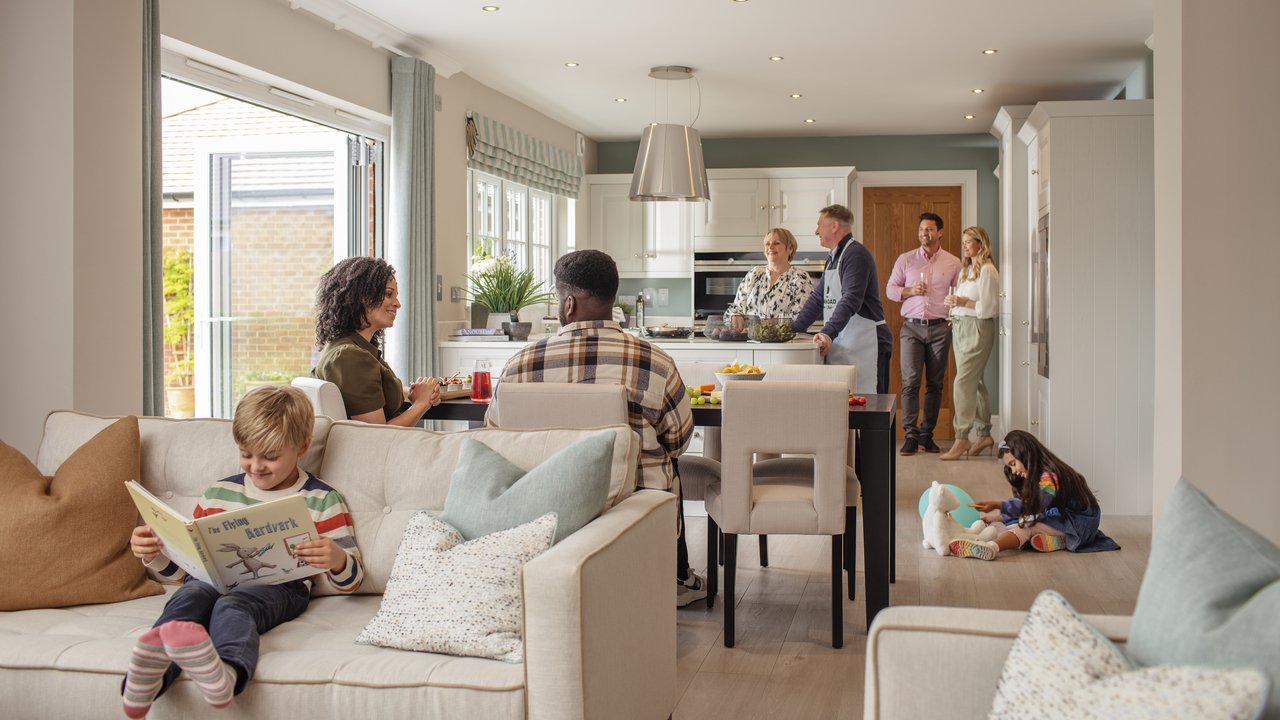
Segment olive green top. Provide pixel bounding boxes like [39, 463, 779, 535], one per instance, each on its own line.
[312, 333, 404, 420]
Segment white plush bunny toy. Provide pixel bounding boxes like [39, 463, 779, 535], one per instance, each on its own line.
[921, 481, 1005, 556]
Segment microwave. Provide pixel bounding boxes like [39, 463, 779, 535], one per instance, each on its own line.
[693, 251, 827, 320]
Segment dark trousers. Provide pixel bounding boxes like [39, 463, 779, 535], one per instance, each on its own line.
[149, 579, 310, 697]
[877, 349, 893, 395]
[899, 321, 952, 441]
[672, 458, 690, 581]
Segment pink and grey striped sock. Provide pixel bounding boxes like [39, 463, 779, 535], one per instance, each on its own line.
[122, 627, 170, 719]
[157, 621, 234, 709]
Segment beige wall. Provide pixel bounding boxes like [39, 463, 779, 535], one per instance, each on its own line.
[0, 0, 143, 460]
[1167, 0, 1280, 543]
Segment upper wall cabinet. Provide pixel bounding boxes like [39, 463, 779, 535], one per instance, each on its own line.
[697, 179, 770, 237]
[692, 168, 854, 253]
[583, 175, 692, 277]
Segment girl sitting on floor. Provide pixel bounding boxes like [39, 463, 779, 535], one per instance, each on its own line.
[950, 430, 1120, 560]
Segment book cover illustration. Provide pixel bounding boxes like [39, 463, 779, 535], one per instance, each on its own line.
[126, 481, 325, 593]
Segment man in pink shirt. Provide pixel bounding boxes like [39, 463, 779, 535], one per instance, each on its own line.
[885, 213, 962, 455]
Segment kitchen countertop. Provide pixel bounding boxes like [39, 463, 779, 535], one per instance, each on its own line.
[440, 334, 821, 351]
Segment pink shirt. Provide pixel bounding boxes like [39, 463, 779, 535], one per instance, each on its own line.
[885, 247, 962, 320]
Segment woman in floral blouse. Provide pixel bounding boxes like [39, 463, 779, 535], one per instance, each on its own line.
[724, 228, 815, 319]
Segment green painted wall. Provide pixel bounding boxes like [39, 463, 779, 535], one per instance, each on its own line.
[1115, 52, 1155, 100]
[599, 132, 1004, 426]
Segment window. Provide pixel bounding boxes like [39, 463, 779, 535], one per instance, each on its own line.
[469, 170, 557, 289]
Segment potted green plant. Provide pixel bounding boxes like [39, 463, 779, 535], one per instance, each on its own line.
[465, 250, 555, 341]
[163, 251, 195, 417]
[615, 300, 634, 328]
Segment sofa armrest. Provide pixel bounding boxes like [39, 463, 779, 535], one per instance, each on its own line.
[522, 490, 676, 720]
[864, 605, 1132, 720]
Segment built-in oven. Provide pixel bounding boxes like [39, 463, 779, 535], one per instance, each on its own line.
[693, 251, 828, 323]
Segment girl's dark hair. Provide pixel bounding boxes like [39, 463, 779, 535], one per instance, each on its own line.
[314, 257, 395, 348]
[997, 429, 1099, 526]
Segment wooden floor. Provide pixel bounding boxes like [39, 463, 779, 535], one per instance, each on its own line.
[673, 440, 1152, 720]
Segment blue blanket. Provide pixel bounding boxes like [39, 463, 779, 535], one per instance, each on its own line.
[1000, 499, 1121, 553]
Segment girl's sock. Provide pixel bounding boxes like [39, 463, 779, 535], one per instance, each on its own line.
[949, 539, 997, 561]
[157, 621, 235, 709]
[1030, 534, 1066, 552]
[122, 627, 170, 719]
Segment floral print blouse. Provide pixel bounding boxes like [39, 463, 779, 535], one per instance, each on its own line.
[724, 265, 815, 318]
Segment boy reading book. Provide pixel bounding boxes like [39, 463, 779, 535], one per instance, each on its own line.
[122, 386, 364, 718]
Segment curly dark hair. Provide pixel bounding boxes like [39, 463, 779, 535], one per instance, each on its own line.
[554, 249, 618, 300]
[314, 257, 396, 348]
[998, 429, 1099, 526]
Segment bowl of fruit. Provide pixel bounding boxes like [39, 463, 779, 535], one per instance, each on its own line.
[714, 362, 765, 388]
[747, 316, 796, 343]
[705, 313, 753, 342]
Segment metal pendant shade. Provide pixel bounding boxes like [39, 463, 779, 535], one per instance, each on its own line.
[629, 123, 710, 201]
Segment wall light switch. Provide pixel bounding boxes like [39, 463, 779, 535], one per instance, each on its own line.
[450, 286, 464, 302]
[658, 288, 669, 307]
[643, 288, 656, 307]
[437, 275, 443, 301]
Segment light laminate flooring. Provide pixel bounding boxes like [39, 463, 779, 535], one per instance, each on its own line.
[673, 440, 1152, 720]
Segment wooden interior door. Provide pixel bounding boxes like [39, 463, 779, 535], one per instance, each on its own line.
[862, 186, 963, 439]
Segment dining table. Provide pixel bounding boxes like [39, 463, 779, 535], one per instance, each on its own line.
[422, 393, 899, 625]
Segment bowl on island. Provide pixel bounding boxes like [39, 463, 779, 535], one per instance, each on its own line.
[714, 371, 766, 388]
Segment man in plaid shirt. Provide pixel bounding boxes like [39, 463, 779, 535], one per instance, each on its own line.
[488, 249, 705, 606]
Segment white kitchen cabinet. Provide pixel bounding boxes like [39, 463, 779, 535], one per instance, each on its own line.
[991, 105, 1034, 439]
[697, 179, 770, 237]
[583, 175, 692, 277]
[692, 168, 853, 253]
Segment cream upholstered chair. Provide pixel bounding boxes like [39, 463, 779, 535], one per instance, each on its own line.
[291, 377, 348, 420]
[705, 380, 849, 648]
[487, 382, 629, 429]
[755, 363, 862, 599]
[673, 362, 722, 503]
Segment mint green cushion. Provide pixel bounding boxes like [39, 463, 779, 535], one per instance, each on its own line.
[439, 432, 615, 544]
[1128, 478, 1280, 719]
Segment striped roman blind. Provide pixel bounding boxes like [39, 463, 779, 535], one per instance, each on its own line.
[467, 113, 583, 199]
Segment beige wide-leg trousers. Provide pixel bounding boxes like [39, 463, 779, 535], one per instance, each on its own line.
[950, 315, 996, 439]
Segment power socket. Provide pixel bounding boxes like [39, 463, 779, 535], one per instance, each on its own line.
[658, 288, 669, 307]
[450, 286, 465, 302]
[643, 288, 656, 307]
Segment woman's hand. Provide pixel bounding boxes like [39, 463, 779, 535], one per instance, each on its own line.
[408, 377, 440, 407]
[944, 294, 970, 308]
[969, 500, 1002, 513]
[131, 525, 163, 564]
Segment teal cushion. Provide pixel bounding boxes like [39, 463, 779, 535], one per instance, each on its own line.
[439, 432, 615, 544]
[1128, 478, 1280, 719]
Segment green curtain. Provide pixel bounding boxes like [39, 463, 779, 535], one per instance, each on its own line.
[142, 0, 164, 416]
[388, 57, 437, 386]
[469, 113, 582, 198]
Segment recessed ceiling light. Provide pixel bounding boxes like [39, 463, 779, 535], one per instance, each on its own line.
[983, 49, 997, 55]
[733, 0, 748, 3]
[965, 115, 975, 119]
[615, 98, 627, 102]
[973, 88, 984, 93]
[790, 94, 802, 98]
[482, 5, 499, 10]
[804, 118, 815, 123]
[565, 62, 578, 67]
[769, 56, 784, 61]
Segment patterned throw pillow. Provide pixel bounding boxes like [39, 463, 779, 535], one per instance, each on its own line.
[356, 512, 556, 663]
[989, 590, 1269, 720]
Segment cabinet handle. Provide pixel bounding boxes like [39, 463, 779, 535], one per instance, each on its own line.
[693, 431, 701, 439]
[1031, 420, 1039, 425]
[1000, 331, 1006, 336]
[634, 254, 640, 259]
[1022, 321, 1029, 325]
[759, 205, 766, 210]
[999, 293, 1007, 298]
[1031, 169, 1039, 175]
[1022, 361, 1030, 366]
[646, 254, 655, 259]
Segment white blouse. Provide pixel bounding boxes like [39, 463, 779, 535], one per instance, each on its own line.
[724, 265, 815, 318]
[951, 263, 1000, 319]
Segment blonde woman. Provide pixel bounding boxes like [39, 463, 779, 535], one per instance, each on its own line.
[941, 227, 1000, 459]
[724, 228, 815, 319]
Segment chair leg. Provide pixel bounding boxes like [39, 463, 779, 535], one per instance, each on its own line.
[718, 528, 725, 566]
[831, 535, 844, 649]
[723, 534, 738, 648]
[758, 535, 769, 567]
[845, 506, 857, 601]
[706, 516, 719, 609]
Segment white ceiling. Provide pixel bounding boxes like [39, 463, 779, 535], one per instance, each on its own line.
[346, 0, 1153, 142]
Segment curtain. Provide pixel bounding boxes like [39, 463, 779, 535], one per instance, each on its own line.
[468, 113, 583, 199]
[387, 57, 437, 386]
[141, 0, 164, 416]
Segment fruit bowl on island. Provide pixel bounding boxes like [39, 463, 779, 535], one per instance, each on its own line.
[714, 362, 765, 388]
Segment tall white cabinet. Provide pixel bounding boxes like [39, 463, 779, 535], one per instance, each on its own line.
[581, 174, 693, 277]
[1015, 100, 1154, 516]
[991, 106, 1035, 439]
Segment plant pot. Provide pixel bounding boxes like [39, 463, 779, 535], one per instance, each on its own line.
[166, 386, 195, 418]
[502, 321, 533, 342]
[486, 313, 508, 331]
[470, 303, 490, 329]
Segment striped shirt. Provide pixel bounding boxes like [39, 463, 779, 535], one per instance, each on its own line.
[149, 470, 365, 593]
[489, 320, 694, 493]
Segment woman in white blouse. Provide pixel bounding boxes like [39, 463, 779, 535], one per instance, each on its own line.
[724, 228, 815, 321]
[941, 227, 1000, 460]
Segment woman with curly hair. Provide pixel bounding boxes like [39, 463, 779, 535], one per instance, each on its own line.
[312, 257, 439, 426]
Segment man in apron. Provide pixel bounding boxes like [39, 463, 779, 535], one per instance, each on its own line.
[791, 205, 887, 395]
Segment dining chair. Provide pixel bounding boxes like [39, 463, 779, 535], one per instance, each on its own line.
[756, 363, 861, 600]
[705, 380, 849, 648]
[291, 377, 348, 420]
[673, 362, 723, 502]
[487, 382, 629, 429]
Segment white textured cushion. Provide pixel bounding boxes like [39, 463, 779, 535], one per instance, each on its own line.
[989, 590, 1269, 720]
[357, 513, 557, 663]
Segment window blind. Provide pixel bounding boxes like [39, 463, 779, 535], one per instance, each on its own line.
[467, 113, 582, 199]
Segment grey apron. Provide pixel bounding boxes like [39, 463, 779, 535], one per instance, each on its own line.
[823, 240, 881, 394]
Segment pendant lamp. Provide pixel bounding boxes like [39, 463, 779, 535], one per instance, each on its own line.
[628, 66, 710, 202]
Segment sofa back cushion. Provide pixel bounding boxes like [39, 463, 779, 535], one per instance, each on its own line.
[316, 421, 638, 594]
[37, 411, 333, 519]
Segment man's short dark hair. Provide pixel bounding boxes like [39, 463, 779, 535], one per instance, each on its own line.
[919, 212, 944, 230]
[554, 249, 619, 300]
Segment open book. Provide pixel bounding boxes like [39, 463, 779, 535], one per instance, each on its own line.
[126, 481, 325, 593]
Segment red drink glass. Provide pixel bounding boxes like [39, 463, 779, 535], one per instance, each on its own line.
[471, 360, 493, 403]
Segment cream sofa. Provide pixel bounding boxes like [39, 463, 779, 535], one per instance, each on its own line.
[0, 411, 676, 720]
[863, 605, 1132, 720]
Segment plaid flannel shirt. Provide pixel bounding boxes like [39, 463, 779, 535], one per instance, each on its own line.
[490, 320, 693, 492]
